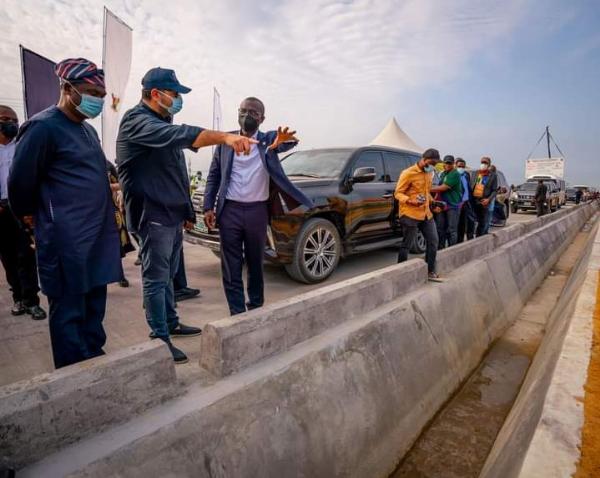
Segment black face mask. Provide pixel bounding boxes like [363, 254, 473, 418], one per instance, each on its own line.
[238, 114, 259, 134]
[0, 121, 18, 140]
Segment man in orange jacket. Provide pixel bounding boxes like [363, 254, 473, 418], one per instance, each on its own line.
[394, 148, 442, 281]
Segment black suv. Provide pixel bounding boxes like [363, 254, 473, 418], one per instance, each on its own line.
[185, 146, 426, 283]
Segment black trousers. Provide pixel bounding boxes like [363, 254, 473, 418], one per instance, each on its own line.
[397, 216, 438, 274]
[0, 207, 40, 306]
[219, 200, 269, 316]
[48, 285, 107, 369]
[474, 203, 491, 237]
[457, 202, 475, 243]
[536, 200, 546, 217]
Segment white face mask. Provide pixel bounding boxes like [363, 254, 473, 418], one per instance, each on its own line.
[480, 163, 489, 171]
[456, 167, 465, 174]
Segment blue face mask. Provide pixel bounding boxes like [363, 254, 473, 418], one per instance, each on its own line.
[158, 91, 183, 115]
[69, 83, 104, 119]
[424, 165, 435, 173]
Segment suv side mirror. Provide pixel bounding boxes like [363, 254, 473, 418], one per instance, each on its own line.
[352, 167, 376, 184]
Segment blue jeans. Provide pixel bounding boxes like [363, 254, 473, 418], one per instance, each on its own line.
[138, 222, 182, 339]
[486, 199, 496, 231]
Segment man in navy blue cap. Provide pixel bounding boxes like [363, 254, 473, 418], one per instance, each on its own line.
[117, 67, 258, 364]
[9, 58, 122, 368]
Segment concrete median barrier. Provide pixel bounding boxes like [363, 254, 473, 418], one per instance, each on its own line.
[18, 204, 597, 478]
[202, 204, 594, 378]
[200, 259, 427, 377]
[0, 341, 177, 470]
[8, 202, 598, 476]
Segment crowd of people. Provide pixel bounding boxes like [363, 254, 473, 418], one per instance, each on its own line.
[2, 57, 302, 367]
[0, 55, 518, 369]
[395, 150, 502, 281]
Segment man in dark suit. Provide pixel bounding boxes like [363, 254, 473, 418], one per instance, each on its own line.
[204, 97, 314, 315]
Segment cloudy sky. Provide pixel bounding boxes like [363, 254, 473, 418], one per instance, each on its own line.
[0, 0, 598, 185]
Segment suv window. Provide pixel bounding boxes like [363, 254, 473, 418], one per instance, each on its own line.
[353, 151, 385, 182]
[383, 152, 414, 182]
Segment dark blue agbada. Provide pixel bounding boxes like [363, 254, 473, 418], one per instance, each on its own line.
[8, 106, 122, 298]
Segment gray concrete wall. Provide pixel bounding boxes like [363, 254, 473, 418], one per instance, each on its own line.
[18, 204, 596, 478]
[200, 260, 427, 376]
[0, 341, 178, 470]
[480, 209, 600, 478]
[201, 206, 593, 378]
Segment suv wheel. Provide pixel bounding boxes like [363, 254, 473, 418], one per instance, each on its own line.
[410, 230, 427, 254]
[284, 218, 341, 284]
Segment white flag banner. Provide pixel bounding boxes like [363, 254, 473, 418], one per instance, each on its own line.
[213, 87, 222, 131]
[102, 8, 132, 163]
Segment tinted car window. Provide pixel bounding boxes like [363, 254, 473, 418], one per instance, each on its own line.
[383, 152, 415, 182]
[353, 151, 385, 181]
[281, 150, 351, 178]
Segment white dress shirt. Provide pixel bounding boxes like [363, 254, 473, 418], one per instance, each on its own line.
[0, 141, 16, 200]
[226, 132, 270, 202]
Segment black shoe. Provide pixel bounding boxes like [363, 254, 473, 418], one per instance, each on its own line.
[119, 278, 130, 288]
[149, 323, 202, 339]
[165, 341, 188, 364]
[134, 258, 142, 266]
[11, 301, 26, 316]
[174, 287, 201, 302]
[27, 305, 47, 320]
[245, 302, 263, 311]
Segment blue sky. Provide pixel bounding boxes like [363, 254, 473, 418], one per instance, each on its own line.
[0, 0, 598, 186]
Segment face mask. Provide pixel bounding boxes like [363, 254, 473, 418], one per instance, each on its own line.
[68, 83, 104, 119]
[239, 114, 259, 134]
[480, 163, 489, 171]
[0, 121, 18, 140]
[456, 167, 465, 174]
[158, 91, 183, 115]
[424, 165, 434, 173]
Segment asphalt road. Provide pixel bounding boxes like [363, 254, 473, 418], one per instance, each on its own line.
[0, 208, 546, 386]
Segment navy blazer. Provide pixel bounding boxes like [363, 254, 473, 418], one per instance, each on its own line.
[203, 130, 314, 221]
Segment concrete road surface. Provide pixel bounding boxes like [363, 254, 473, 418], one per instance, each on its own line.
[0, 209, 545, 386]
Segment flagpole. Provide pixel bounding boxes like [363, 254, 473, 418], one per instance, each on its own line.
[19, 45, 27, 120]
[101, 6, 107, 147]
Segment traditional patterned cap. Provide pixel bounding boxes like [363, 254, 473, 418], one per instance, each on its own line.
[54, 58, 105, 88]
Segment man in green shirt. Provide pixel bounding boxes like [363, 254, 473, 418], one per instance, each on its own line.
[431, 155, 463, 248]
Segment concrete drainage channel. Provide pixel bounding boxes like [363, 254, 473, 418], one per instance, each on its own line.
[0, 203, 598, 478]
[392, 217, 599, 478]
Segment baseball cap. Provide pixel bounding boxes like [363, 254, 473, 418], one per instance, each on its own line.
[141, 67, 191, 94]
[443, 155, 455, 164]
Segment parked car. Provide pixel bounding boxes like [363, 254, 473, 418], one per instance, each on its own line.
[526, 175, 566, 206]
[510, 181, 560, 213]
[185, 146, 428, 283]
[566, 188, 577, 203]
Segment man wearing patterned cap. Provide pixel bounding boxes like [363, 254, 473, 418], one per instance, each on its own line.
[8, 58, 122, 369]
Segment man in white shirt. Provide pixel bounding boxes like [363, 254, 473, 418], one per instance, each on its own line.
[204, 97, 314, 315]
[0, 105, 46, 320]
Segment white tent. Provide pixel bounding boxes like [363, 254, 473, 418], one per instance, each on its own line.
[370, 117, 423, 154]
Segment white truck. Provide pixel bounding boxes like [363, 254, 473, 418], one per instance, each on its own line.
[525, 158, 567, 206]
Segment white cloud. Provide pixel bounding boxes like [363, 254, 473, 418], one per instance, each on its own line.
[1, 0, 582, 180]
